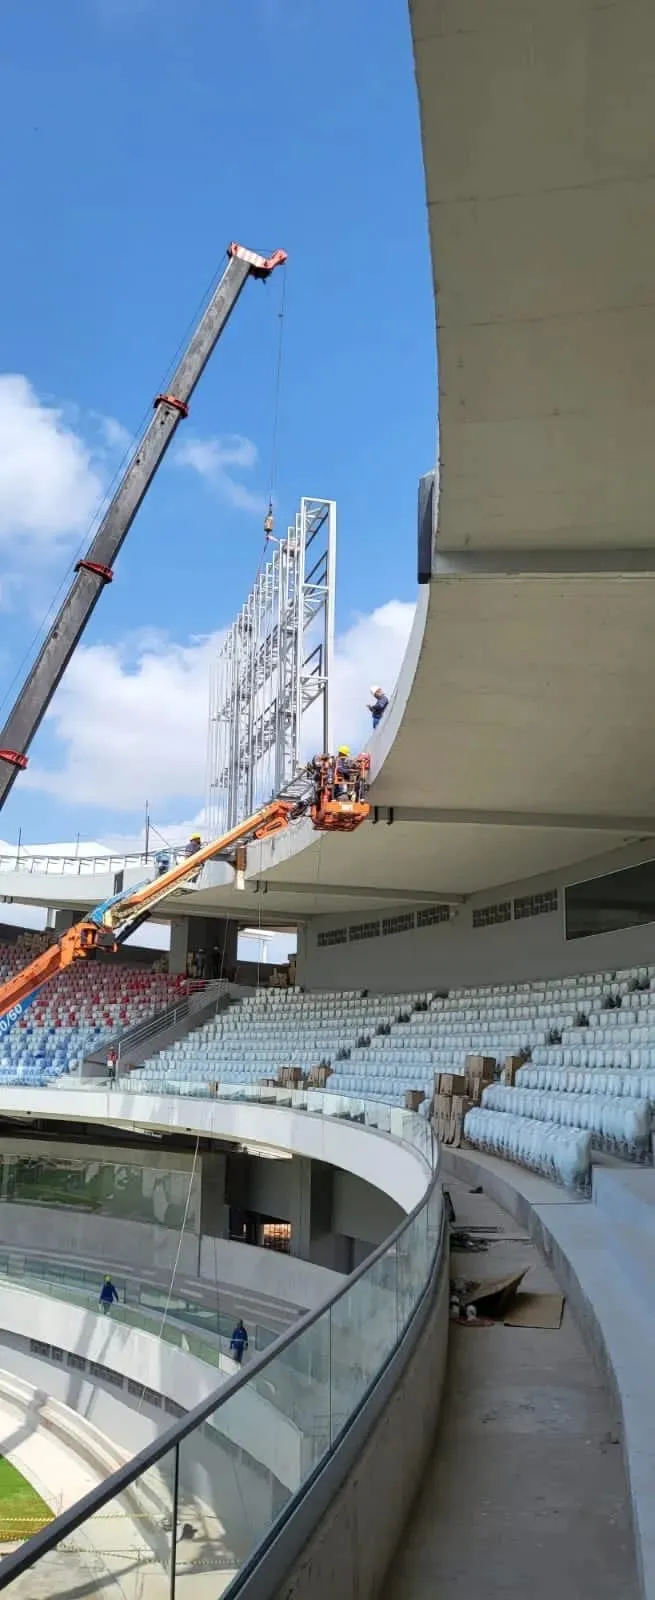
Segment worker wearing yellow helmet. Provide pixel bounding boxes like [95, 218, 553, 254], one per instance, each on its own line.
[185, 833, 202, 859]
[334, 745, 353, 799]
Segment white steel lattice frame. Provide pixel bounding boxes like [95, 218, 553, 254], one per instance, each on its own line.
[207, 497, 336, 834]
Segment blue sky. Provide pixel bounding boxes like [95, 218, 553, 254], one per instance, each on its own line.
[0, 0, 436, 850]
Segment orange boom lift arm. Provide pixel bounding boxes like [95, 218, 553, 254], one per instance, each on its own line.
[0, 760, 371, 1034]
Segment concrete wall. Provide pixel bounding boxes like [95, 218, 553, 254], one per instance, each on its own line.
[0, 1090, 432, 1215]
[198, 1235, 342, 1307]
[331, 1173, 404, 1248]
[0, 1199, 202, 1274]
[298, 839, 655, 994]
[0, 1201, 342, 1305]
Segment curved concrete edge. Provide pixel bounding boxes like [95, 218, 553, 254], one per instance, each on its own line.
[440, 1148, 654, 1600]
[248, 582, 430, 881]
[367, 582, 430, 787]
[0, 1088, 431, 1212]
[0, 1367, 128, 1495]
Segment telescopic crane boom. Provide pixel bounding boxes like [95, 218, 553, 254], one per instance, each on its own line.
[0, 243, 286, 811]
[0, 755, 371, 1038]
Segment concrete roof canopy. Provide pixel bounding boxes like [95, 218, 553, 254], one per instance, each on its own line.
[239, 0, 655, 916]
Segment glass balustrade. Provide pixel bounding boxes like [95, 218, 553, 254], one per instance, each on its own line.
[0, 1101, 442, 1598]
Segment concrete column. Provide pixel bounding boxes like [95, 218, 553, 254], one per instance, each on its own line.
[169, 919, 190, 975]
[200, 1153, 229, 1239]
[170, 917, 238, 978]
[49, 908, 76, 932]
[289, 1156, 312, 1259]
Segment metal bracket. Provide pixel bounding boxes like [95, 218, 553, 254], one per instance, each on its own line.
[153, 393, 189, 418]
[228, 242, 288, 278]
[0, 750, 27, 770]
[75, 560, 114, 583]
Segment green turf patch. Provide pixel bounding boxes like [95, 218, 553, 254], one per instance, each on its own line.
[0, 1455, 53, 1542]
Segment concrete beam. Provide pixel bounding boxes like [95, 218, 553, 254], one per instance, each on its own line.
[433, 548, 655, 579]
[252, 880, 466, 907]
[371, 805, 655, 835]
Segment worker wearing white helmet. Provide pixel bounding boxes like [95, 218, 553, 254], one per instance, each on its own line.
[367, 686, 388, 730]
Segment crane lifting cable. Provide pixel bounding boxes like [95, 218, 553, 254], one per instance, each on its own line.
[262, 264, 288, 547]
[0, 241, 287, 812]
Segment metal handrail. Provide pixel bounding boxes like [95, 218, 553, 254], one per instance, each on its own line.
[114, 982, 228, 1063]
[0, 846, 191, 877]
[0, 1112, 440, 1591]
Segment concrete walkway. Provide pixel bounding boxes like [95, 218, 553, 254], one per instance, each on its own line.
[382, 1175, 639, 1600]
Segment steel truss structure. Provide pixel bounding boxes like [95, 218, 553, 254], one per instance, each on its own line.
[207, 497, 336, 835]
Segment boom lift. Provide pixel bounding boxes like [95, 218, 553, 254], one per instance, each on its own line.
[0, 755, 371, 1036]
[0, 242, 286, 811]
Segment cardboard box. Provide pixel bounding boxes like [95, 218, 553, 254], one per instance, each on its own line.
[503, 1055, 523, 1087]
[404, 1089, 425, 1112]
[277, 1066, 305, 1088]
[434, 1092, 452, 1143]
[439, 1071, 468, 1096]
[465, 1055, 496, 1094]
[306, 1064, 332, 1088]
[448, 1094, 472, 1148]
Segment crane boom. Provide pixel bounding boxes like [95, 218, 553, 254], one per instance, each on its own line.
[0, 242, 286, 811]
[0, 755, 371, 1040]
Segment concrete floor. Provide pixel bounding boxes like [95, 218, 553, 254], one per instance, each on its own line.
[382, 1176, 639, 1600]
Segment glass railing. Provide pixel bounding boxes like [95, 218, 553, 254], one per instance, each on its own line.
[0, 1110, 443, 1597]
[0, 1250, 279, 1352]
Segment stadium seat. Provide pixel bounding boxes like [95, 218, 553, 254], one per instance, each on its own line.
[0, 940, 191, 1085]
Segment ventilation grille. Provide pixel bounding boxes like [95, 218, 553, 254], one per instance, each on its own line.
[317, 905, 453, 945]
[416, 905, 450, 928]
[382, 912, 415, 937]
[472, 901, 512, 930]
[317, 928, 348, 948]
[349, 921, 381, 943]
[514, 889, 559, 920]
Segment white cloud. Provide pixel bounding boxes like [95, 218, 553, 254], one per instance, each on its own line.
[0, 375, 104, 551]
[23, 600, 416, 820]
[176, 433, 266, 515]
[90, 412, 132, 454]
[26, 631, 222, 813]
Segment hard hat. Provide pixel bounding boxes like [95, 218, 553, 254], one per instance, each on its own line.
[370, 685, 382, 696]
[190, 833, 201, 841]
[338, 745, 350, 756]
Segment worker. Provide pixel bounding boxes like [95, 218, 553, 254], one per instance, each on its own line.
[334, 746, 352, 799]
[184, 833, 203, 885]
[368, 686, 388, 730]
[154, 848, 171, 877]
[230, 1318, 249, 1365]
[99, 1275, 119, 1316]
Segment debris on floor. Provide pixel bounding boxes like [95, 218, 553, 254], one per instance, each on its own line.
[503, 1292, 564, 1330]
[450, 1229, 490, 1253]
[449, 1267, 564, 1329]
